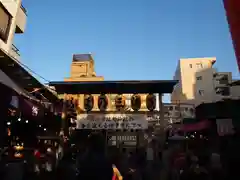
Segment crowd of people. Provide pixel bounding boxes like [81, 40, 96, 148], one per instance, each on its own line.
[55, 131, 239, 180]
[1, 130, 240, 180]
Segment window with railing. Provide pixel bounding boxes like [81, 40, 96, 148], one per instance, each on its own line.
[11, 44, 20, 56]
[215, 87, 230, 96]
[20, 4, 27, 14]
[0, 3, 12, 42]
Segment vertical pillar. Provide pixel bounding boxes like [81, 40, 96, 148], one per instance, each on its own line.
[158, 93, 166, 152]
[61, 94, 67, 136]
[158, 94, 164, 126]
[0, 85, 12, 148]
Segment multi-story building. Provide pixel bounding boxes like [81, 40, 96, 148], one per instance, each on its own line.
[171, 57, 234, 106]
[0, 0, 27, 60]
[223, 0, 240, 71]
[61, 54, 150, 112]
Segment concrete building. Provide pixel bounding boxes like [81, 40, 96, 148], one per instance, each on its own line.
[171, 57, 235, 106]
[61, 53, 150, 111]
[0, 0, 27, 60]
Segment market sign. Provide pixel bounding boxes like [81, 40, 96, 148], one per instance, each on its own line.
[108, 135, 137, 146]
[107, 132, 138, 146]
[76, 113, 148, 129]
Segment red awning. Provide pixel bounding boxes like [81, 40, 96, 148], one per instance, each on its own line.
[180, 120, 211, 132]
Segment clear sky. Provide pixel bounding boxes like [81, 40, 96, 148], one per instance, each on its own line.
[15, 0, 239, 101]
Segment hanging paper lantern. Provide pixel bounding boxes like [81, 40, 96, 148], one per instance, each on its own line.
[98, 94, 108, 111]
[84, 94, 94, 111]
[131, 94, 141, 111]
[146, 94, 156, 111]
[115, 94, 125, 111]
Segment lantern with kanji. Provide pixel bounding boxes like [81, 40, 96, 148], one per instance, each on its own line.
[98, 94, 108, 111]
[115, 94, 125, 111]
[66, 97, 77, 118]
[131, 94, 141, 111]
[84, 94, 94, 112]
[146, 94, 156, 111]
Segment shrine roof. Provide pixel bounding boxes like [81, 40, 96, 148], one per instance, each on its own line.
[48, 80, 178, 94]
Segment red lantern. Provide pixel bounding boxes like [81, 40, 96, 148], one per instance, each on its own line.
[146, 94, 156, 111]
[115, 94, 125, 111]
[84, 94, 94, 111]
[98, 94, 108, 111]
[131, 94, 141, 111]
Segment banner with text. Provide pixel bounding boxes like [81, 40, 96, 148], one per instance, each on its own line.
[76, 113, 148, 130]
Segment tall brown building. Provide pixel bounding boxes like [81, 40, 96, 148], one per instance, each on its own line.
[223, 0, 240, 71]
[60, 54, 148, 112]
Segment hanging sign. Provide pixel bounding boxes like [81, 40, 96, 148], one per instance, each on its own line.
[10, 96, 19, 108]
[115, 94, 125, 111]
[146, 94, 156, 111]
[98, 94, 108, 111]
[131, 94, 141, 111]
[84, 94, 94, 111]
[108, 135, 137, 146]
[32, 106, 39, 116]
[76, 114, 148, 129]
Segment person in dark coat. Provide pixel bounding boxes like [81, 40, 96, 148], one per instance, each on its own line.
[77, 133, 113, 180]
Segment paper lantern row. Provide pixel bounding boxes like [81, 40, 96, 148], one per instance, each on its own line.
[83, 93, 156, 112]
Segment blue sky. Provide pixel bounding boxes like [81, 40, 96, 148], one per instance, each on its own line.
[15, 0, 238, 101]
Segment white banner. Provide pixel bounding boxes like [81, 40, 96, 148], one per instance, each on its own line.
[76, 113, 148, 129]
[216, 119, 235, 136]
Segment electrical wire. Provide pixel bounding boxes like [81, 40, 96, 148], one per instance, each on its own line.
[1, 47, 50, 83]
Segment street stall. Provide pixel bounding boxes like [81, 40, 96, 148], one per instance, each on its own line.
[195, 100, 240, 177]
[0, 51, 59, 149]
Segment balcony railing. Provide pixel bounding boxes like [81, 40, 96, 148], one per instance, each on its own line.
[10, 44, 20, 59]
[20, 4, 27, 14]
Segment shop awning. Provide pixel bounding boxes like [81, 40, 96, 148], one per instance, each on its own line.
[0, 50, 58, 102]
[180, 120, 211, 132]
[0, 68, 39, 102]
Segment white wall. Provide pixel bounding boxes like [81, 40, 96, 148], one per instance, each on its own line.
[171, 57, 218, 106]
[230, 85, 240, 99]
[0, 0, 21, 53]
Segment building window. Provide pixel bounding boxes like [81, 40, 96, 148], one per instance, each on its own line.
[196, 63, 203, 69]
[219, 75, 229, 84]
[189, 64, 192, 68]
[0, 3, 12, 42]
[196, 76, 202, 80]
[198, 90, 204, 96]
[215, 87, 230, 96]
